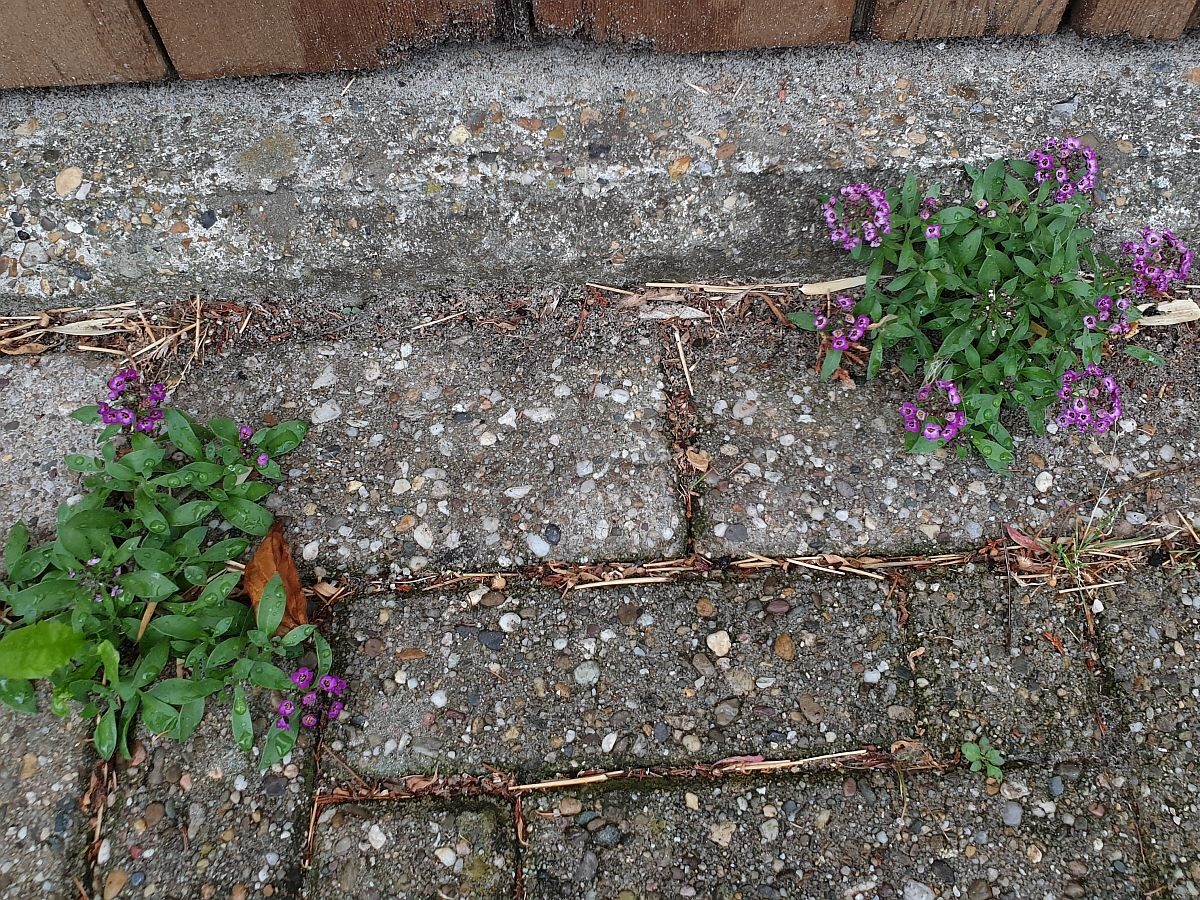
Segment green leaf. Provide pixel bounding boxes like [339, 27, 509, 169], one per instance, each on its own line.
[1013, 256, 1038, 278]
[787, 310, 816, 331]
[866, 339, 884, 381]
[94, 707, 118, 759]
[0, 678, 38, 714]
[120, 570, 178, 601]
[132, 548, 176, 573]
[5, 521, 30, 572]
[971, 435, 1016, 472]
[163, 409, 203, 459]
[280, 625, 315, 647]
[256, 574, 286, 634]
[7, 545, 53, 585]
[207, 637, 246, 671]
[0, 621, 85, 678]
[104, 460, 136, 481]
[131, 642, 168, 691]
[1126, 345, 1166, 366]
[197, 570, 242, 605]
[957, 227, 983, 266]
[260, 718, 299, 770]
[232, 684, 254, 752]
[70, 405, 101, 425]
[314, 632, 333, 677]
[97, 640, 121, 688]
[134, 489, 169, 537]
[172, 699, 206, 742]
[197, 539, 251, 564]
[168, 501, 219, 528]
[147, 678, 224, 705]
[933, 206, 974, 225]
[208, 418, 241, 444]
[819, 350, 842, 381]
[217, 499, 273, 537]
[148, 615, 208, 641]
[248, 661, 294, 691]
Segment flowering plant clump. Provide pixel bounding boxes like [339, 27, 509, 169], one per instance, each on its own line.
[821, 183, 892, 252]
[1055, 365, 1122, 435]
[1122, 227, 1193, 296]
[795, 138, 1176, 470]
[0, 370, 321, 769]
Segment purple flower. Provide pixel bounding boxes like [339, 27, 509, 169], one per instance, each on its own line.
[822, 183, 892, 252]
[302, 691, 318, 706]
[319, 675, 338, 692]
[922, 423, 940, 441]
[813, 314, 829, 330]
[116, 408, 135, 426]
[1083, 315, 1097, 330]
[278, 699, 296, 716]
[256, 452, 270, 467]
[301, 713, 318, 728]
[238, 425, 253, 441]
[831, 335, 849, 351]
[925, 225, 941, 240]
[275, 717, 290, 730]
[328, 701, 344, 720]
[291, 667, 314, 689]
[835, 295, 854, 311]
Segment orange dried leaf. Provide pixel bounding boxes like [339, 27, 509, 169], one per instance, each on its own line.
[243, 519, 307, 635]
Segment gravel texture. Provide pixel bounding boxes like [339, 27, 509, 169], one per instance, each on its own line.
[170, 325, 683, 574]
[910, 569, 1103, 762]
[307, 800, 515, 899]
[0, 696, 90, 899]
[525, 764, 1145, 898]
[327, 573, 909, 778]
[94, 700, 314, 900]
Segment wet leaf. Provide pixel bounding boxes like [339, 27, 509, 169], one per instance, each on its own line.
[243, 519, 308, 636]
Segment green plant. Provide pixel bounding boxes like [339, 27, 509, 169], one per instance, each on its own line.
[794, 138, 1179, 471]
[0, 370, 321, 767]
[961, 736, 1005, 781]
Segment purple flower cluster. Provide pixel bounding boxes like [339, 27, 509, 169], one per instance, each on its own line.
[275, 666, 347, 730]
[69, 556, 126, 603]
[1083, 294, 1132, 337]
[238, 424, 271, 468]
[1028, 136, 1098, 203]
[97, 368, 167, 434]
[813, 295, 872, 351]
[1055, 365, 1121, 435]
[917, 196, 941, 222]
[973, 198, 998, 219]
[821, 183, 892, 252]
[900, 379, 967, 443]
[1122, 227, 1193, 296]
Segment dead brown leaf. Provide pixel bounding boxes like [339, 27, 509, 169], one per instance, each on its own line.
[0, 341, 51, 355]
[685, 447, 711, 472]
[243, 519, 308, 635]
[667, 156, 692, 179]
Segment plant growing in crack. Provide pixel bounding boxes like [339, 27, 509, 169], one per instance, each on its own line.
[795, 136, 1189, 471]
[0, 368, 333, 768]
[961, 736, 1005, 782]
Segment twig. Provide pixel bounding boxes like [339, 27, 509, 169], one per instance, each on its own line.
[1057, 580, 1126, 595]
[800, 275, 867, 296]
[135, 601, 157, 642]
[673, 327, 695, 397]
[571, 576, 672, 590]
[409, 310, 466, 331]
[585, 282, 637, 296]
[340, 76, 356, 97]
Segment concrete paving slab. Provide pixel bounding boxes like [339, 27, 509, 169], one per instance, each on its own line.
[0, 38, 1195, 306]
[689, 320, 1200, 557]
[523, 762, 1145, 898]
[1129, 749, 1200, 896]
[909, 570, 1104, 762]
[170, 325, 684, 573]
[0, 699, 90, 900]
[327, 573, 911, 778]
[95, 700, 314, 900]
[307, 800, 515, 899]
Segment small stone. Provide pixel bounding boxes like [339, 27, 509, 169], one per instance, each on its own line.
[311, 365, 338, 389]
[367, 824, 388, 850]
[55, 166, 83, 197]
[967, 880, 991, 900]
[1035, 471, 1053, 493]
[708, 821, 736, 847]
[843, 778, 857, 797]
[198, 210, 218, 229]
[706, 630, 731, 657]
[448, 125, 471, 146]
[1002, 801, 1023, 827]
[104, 869, 128, 900]
[434, 846, 458, 866]
[19, 752, 39, 780]
[143, 802, 165, 829]
[594, 825, 622, 847]
[732, 399, 758, 420]
[903, 881, 936, 900]
[695, 597, 715, 618]
[574, 660, 601, 686]
[773, 634, 796, 661]
[526, 533, 552, 558]
[1049, 776, 1064, 797]
[477, 631, 505, 651]
[560, 797, 583, 816]
[430, 690, 448, 708]
[311, 401, 342, 424]
[759, 819, 780, 841]
[498, 612, 522, 633]
[544, 524, 562, 545]
[714, 699, 740, 726]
